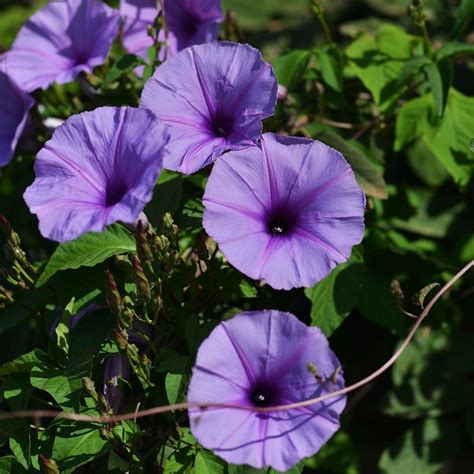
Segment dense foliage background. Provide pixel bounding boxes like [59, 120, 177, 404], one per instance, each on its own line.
[0, 0, 473, 472]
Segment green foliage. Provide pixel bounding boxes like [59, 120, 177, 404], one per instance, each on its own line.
[378, 418, 462, 473]
[1, 0, 473, 473]
[305, 249, 364, 336]
[345, 25, 420, 111]
[36, 224, 136, 287]
[395, 89, 474, 187]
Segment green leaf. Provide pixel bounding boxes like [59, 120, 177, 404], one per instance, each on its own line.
[305, 248, 364, 336]
[382, 330, 474, 418]
[239, 279, 258, 298]
[0, 420, 32, 470]
[36, 224, 136, 287]
[195, 451, 227, 474]
[435, 41, 474, 62]
[395, 89, 474, 187]
[316, 130, 388, 199]
[272, 50, 312, 90]
[0, 456, 28, 474]
[407, 139, 449, 188]
[426, 59, 452, 118]
[378, 418, 462, 473]
[102, 54, 146, 88]
[52, 298, 75, 363]
[316, 44, 343, 92]
[52, 424, 107, 473]
[305, 430, 359, 474]
[2, 374, 32, 411]
[346, 25, 420, 110]
[397, 56, 431, 86]
[31, 357, 92, 412]
[157, 351, 191, 404]
[0, 349, 47, 377]
[145, 173, 183, 226]
[452, 0, 474, 37]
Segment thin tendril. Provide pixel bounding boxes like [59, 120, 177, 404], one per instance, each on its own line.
[0, 260, 472, 423]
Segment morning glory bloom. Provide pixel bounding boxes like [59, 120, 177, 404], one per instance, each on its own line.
[1, 0, 119, 92]
[203, 133, 365, 290]
[0, 72, 34, 168]
[140, 41, 277, 174]
[24, 107, 169, 243]
[104, 354, 130, 413]
[121, 0, 223, 61]
[188, 310, 346, 471]
[120, 0, 160, 60]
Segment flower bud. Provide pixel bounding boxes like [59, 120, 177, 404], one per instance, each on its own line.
[130, 255, 151, 302]
[115, 325, 129, 350]
[105, 270, 122, 313]
[82, 377, 99, 403]
[39, 455, 59, 474]
[135, 220, 154, 263]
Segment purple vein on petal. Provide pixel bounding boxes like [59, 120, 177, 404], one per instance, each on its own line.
[271, 332, 317, 381]
[261, 139, 279, 211]
[218, 230, 266, 245]
[216, 411, 254, 450]
[154, 78, 211, 124]
[256, 237, 280, 278]
[194, 365, 248, 391]
[228, 63, 267, 113]
[181, 138, 213, 173]
[159, 115, 208, 130]
[293, 227, 348, 261]
[221, 324, 257, 385]
[259, 417, 269, 467]
[285, 145, 312, 202]
[204, 197, 263, 222]
[190, 48, 216, 118]
[43, 143, 104, 194]
[293, 168, 353, 213]
[220, 159, 269, 213]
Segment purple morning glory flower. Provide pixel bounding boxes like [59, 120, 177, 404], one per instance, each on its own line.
[1, 0, 119, 92]
[104, 354, 130, 413]
[188, 310, 346, 471]
[203, 133, 366, 290]
[23, 106, 169, 243]
[120, 0, 160, 59]
[120, 0, 223, 61]
[0, 72, 34, 168]
[140, 41, 278, 174]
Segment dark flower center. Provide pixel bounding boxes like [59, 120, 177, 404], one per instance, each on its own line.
[211, 115, 234, 139]
[250, 383, 277, 407]
[267, 209, 297, 236]
[105, 180, 128, 208]
[181, 14, 199, 36]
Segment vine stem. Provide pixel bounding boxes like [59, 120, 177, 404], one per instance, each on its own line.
[0, 260, 472, 423]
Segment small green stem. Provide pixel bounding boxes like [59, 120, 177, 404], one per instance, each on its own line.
[318, 14, 333, 43]
[421, 23, 432, 57]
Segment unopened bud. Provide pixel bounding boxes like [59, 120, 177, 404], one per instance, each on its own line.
[105, 270, 122, 313]
[390, 279, 405, 305]
[135, 220, 153, 262]
[115, 325, 129, 350]
[82, 377, 99, 403]
[0, 214, 13, 240]
[311, 0, 324, 16]
[130, 255, 151, 302]
[196, 233, 209, 261]
[39, 454, 59, 474]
